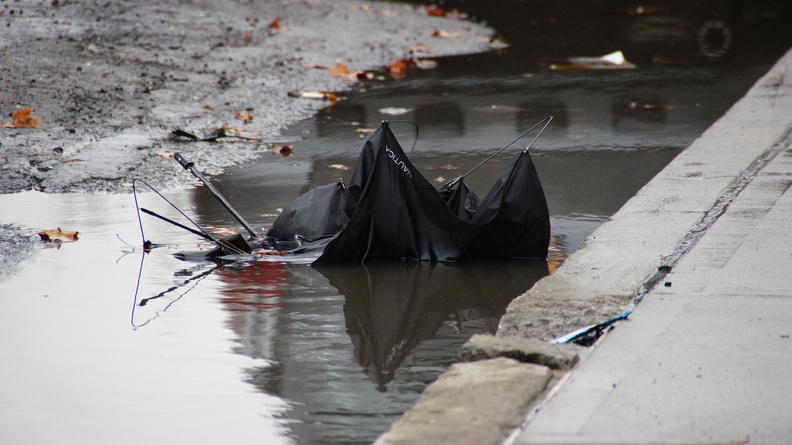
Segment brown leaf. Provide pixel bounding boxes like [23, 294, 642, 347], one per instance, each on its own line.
[268, 17, 286, 30]
[328, 60, 352, 77]
[203, 104, 214, 110]
[437, 164, 460, 170]
[271, 144, 294, 157]
[38, 228, 79, 243]
[156, 151, 175, 158]
[424, 5, 460, 18]
[2, 108, 42, 129]
[235, 111, 254, 122]
[329, 60, 371, 80]
[385, 58, 417, 80]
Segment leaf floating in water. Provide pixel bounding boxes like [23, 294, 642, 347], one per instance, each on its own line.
[38, 228, 79, 243]
[271, 144, 294, 157]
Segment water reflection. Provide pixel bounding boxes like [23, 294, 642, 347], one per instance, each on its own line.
[319, 260, 549, 390]
[202, 258, 548, 443]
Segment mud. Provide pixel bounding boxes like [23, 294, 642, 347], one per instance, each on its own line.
[0, 0, 493, 194]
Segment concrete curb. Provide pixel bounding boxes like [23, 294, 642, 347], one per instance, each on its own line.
[374, 358, 553, 445]
[374, 47, 792, 445]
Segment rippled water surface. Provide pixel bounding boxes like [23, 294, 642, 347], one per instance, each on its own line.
[2, 1, 790, 443]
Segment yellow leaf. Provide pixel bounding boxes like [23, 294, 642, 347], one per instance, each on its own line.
[2, 108, 41, 129]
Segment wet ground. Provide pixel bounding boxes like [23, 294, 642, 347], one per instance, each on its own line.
[2, 1, 792, 444]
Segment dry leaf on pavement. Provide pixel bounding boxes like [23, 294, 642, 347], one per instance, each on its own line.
[2, 108, 41, 129]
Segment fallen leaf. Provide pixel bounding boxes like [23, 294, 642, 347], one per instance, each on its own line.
[2, 108, 41, 129]
[235, 111, 254, 122]
[328, 164, 349, 170]
[355, 128, 376, 133]
[329, 61, 352, 77]
[268, 17, 286, 30]
[328, 60, 372, 80]
[63, 158, 86, 163]
[271, 144, 294, 157]
[38, 228, 79, 243]
[203, 104, 214, 110]
[432, 30, 464, 38]
[424, 5, 460, 18]
[437, 164, 460, 170]
[385, 58, 417, 80]
[156, 151, 175, 158]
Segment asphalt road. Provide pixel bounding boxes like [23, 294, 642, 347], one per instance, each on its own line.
[0, 0, 493, 194]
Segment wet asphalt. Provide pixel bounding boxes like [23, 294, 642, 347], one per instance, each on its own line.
[0, 0, 493, 194]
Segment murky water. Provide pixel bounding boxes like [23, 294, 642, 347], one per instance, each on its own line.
[2, 2, 789, 444]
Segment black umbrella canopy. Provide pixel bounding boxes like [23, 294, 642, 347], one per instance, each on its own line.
[266, 121, 551, 263]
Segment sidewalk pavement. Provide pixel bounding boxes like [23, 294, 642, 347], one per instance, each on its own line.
[511, 49, 792, 444]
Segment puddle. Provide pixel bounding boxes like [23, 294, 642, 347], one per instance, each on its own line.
[0, 190, 546, 444]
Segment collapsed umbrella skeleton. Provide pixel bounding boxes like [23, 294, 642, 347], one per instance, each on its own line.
[134, 118, 552, 264]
